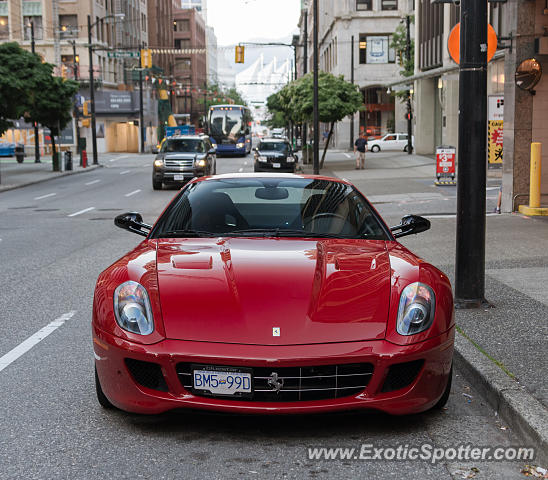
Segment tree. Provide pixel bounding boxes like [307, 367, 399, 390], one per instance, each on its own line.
[390, 16, 415, 102]
[270, 72, 362, 168]
[0, 43, 47, 136]
[26, 73, 79, 171]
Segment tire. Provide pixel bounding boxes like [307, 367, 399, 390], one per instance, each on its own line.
[152, 178, 163, 190]
[403, 145, 408, 152]
[371, 145, 380, 153]
[431, 364, 452, 411]
[213, 161, 217, 175]
[95, 366, 115, 409]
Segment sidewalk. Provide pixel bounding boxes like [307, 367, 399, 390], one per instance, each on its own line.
[304, 150, 548, 462]
[0, 156, 100, 192]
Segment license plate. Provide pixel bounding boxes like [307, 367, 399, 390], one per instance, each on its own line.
[192, 365, 252, 396]
[272, 163, 281, 168]
[173, 174, 186, 180]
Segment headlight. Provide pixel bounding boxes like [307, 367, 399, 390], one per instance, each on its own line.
[153, 159, 164, 167]
[286, 157, 295, 163]
[196, 158, 207, 168]
[236, 142, 245, 148]
[258, 156, 267, 162]
[396, 282, 435, 336]
[113, 281, 154, 335]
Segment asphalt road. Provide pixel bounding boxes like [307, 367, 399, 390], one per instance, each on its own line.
[0, 152, 531, 479]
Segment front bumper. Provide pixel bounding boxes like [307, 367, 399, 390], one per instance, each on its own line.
[153, 168, 205, 184]
[255, 161, 296, 172]
[93, 325, 454, 415]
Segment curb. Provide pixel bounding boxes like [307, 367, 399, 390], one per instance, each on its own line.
[453, 332, 548, 464]
[0, 164, 102, 193]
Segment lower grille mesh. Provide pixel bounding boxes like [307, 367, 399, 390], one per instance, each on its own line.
[176, 363, 374, 402]
[125, 358, 168, 392]
[381, 360, 424, 393]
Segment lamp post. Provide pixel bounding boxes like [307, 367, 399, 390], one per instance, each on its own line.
[313, 0, 319, 174]
[87, 13, 124, 165]
[405, 15, 413, 155]
[30, 20, 41, 163]
[70, 40, 82, 165]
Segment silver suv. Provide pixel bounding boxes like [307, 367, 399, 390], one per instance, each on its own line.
[152, 135, 217, 190]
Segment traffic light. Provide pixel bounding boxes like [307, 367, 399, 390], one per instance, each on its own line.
[140, 49, 152, 69]
[235, 45, 245, 63]
[83, 100, 91, 117]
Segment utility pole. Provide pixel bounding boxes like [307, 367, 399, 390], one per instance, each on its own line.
[87, 15, 98, 165]
[30, 20, 40, 163]
[313, 0, 319, 174]
[455, 0, 488, 308]
[139, 43, 145, 154]
[72, 40, 82, 165]
[406, 15, 413, 155]
[350, 35, 355, 151]
[301, 10, 308, 158]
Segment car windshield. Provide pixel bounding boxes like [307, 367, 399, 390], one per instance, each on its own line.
[162, 139, 205, 153]
[151, 178, 389, 240]
[259, 142, 289, 152]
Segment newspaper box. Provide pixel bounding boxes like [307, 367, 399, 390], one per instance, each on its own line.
[435, 146, 456, 185]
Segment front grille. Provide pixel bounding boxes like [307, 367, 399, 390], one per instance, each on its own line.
[381, 360, 424, 393]
[125, 358, 169, 392]
[176, 363, 374, 402]
[164, 159, 194, 169]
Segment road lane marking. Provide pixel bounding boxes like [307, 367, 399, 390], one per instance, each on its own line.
[422, 213, 500, 219]
[85, 179, 101, 186]
[238, 167, 244, 172]
[344, 153, 351, 158]
[68, 207, 95, 217]
[125, 189, 141, 197]
[109, 154, 133, 162]
[0, 311, 76, 373]
[244, 161, 248, 165]
[120, 170, 131, 175]
[34, 193, 56, 200]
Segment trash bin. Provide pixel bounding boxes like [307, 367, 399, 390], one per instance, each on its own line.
[64, 151, 73, 171]
[15, 144, 25, 163]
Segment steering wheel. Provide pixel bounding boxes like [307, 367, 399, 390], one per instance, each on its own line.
[303, 212, 347, 228]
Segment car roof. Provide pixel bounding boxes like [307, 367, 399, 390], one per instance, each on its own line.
[166, 135, 208, 140]
[192, 172, 352, 185]
[259, 138, 288, 143]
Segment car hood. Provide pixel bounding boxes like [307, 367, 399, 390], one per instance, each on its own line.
[156, 238, 391, 345]
[257, 151, 287, 158]
[162, 153, 197, 160]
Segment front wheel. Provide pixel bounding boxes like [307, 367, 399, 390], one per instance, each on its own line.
[152, 178, 163, 190]
[95, 366, 115, 409]
[431, 364, 452, 411]
[371, 145, 380, 153]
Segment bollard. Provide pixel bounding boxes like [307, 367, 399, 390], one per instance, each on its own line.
[82, 150, 87, 168]
[518, 142, 547, 216]
[529, 142, 541, 208]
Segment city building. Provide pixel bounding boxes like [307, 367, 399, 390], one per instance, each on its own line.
[217, 51, 237, 89]
[236, 54, 292, 122]
[206, 25, 218, 84]
[297, 0, 414, 149]
[148, 0, 178, 77]
[387, 0, 548, 212]
[180, 0, 207, 23]
[172, 6, 207, 124]
[0, 0, 156, 153]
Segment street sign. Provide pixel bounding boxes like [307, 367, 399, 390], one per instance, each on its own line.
[435, 146, 456, 185]
[107, 51, 140, 58]
[447, 23, 497, 64]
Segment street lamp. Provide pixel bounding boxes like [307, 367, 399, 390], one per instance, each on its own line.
[87, 13, 125, 165]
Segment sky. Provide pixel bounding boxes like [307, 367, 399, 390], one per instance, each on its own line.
[207, 0, 301, 47]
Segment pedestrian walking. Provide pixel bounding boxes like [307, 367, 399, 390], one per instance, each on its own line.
[354, 132, 368, 169]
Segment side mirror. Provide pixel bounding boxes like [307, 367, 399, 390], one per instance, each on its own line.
[115, 212, 152, 237]
[253, 147, 258, 152]
[293, 154, 299, 162]
[390, 215, 430, 239]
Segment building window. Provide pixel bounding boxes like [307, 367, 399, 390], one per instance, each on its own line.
[175, 39, 191, 49]
[359, 35, 395, 64]
[356, 0, 372, 10]
[176, 58, 192, 72]
[59, 14, 78, 38]
[0, 16, 7, 39]
[175, 19, 190, 32]
[24, 16, 43, 40]
[381, 0, 398, 10]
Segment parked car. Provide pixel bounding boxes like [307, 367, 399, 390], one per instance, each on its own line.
[0, 141, 16, 157]
[93, 174, 454, 415]
[152, 135, 216, 190]
[368, 133, 414, 152]
[253, 138, 298, 173]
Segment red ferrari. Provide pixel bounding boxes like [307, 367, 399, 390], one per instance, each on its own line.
[93, 174, 454, 415]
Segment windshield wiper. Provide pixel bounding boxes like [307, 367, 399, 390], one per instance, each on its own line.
[225, 228, 348, 239]
[160, 229, 218, 238]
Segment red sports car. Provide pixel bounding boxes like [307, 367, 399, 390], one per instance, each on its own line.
[93, 174, 454, 415]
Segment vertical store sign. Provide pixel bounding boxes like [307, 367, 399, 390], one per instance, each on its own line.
[487, 95, 503, 165]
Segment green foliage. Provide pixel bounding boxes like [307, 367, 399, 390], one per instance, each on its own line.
[390, 16, 415, 102]
[196, 83, 248, 108]
[0, 43, 49, 135]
